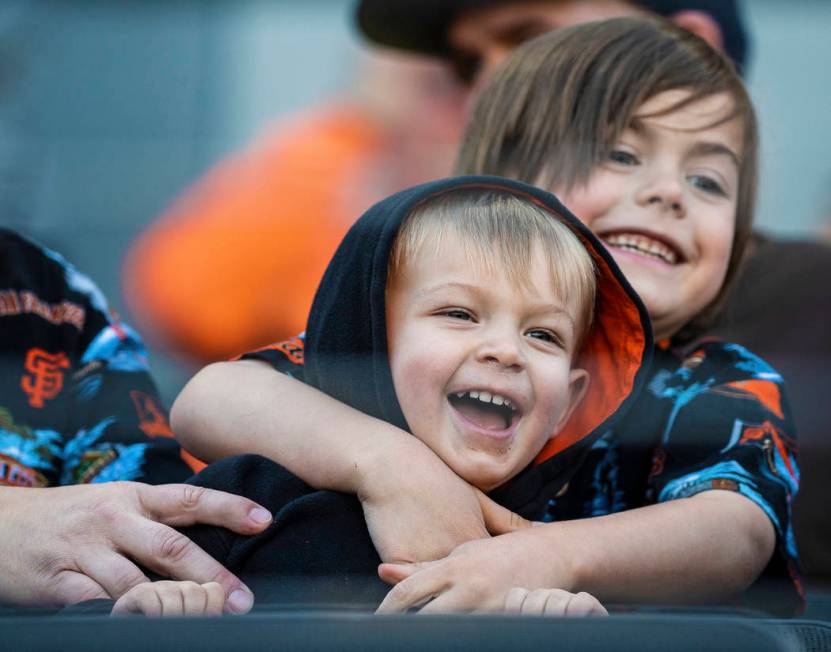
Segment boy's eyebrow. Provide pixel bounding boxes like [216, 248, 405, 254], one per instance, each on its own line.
[415, 281, 479, 299]
[688, 141, 741, 169]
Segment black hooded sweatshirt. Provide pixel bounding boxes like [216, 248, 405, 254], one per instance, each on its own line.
[177, 176, 652, 608]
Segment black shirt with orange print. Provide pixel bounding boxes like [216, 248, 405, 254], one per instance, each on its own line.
[0, 228, 193, 487]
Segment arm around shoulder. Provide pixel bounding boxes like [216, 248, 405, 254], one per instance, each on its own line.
[172, 359, 427, 493]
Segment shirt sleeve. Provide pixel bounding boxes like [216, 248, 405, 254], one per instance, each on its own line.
[0, 231, 195, 487]
[646, 341, 802, 614]
[237, 334, 307, 380]
[63, 316, 195, 485]
[54, 253, 194, 485]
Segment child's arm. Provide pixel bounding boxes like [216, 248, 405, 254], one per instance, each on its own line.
[172, 360, 528, 563]
[376, 490, 774, 612]
[111, 581, 225, 617]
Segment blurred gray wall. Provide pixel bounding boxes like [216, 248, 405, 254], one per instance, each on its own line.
[0, 0, 829, 402]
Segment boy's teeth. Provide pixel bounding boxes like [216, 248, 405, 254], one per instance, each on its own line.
[457, 390, 516, 411]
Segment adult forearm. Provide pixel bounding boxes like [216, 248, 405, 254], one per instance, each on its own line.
[171, 360, 418, 493]
[537, 491, 776, 604]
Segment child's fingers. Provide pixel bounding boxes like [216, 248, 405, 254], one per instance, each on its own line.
[203, 582, 226, 616]
[377, 561, 430, 585]
[564, 591, 608, 617]
[476, 491, 533, 535]
[111, 581, 228, 617]
[153, 582, 186, 616]
[111, 583, 163, 617]
[180, 581, 209, 616]
[503, 588, 608, 617]
[504, 587, 531, 613]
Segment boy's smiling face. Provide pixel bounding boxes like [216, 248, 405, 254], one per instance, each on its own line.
[386, 231, 588, 492]
[557, 90, 742, 341]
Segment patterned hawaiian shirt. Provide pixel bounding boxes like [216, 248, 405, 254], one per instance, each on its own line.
[0, 228, 193, 487]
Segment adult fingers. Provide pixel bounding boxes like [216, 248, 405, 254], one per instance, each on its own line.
[133, 483, 272, 535]
[376, 572, 446, 614]
[51, 570, 111, 606]
[76, 549, 150, 600]
[109, 515, 254, 614]
[476, 491, 532, 535]
[564, 592, 608, 617]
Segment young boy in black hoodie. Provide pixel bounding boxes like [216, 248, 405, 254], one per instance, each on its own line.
[112, 176, 650, 616]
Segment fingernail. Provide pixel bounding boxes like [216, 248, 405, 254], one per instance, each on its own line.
[227, 588, 254, 614]
[249, 507, 272, 524]
[531, 520, 545, 527]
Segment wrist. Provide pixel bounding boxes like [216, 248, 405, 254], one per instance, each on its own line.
[524, 522, 588, 593]
[353, 428, 434, 500]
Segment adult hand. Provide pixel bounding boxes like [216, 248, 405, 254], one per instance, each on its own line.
[0, 482, 272, 612]
[356, 438, 531, 563]
[375, 528, 572, 614]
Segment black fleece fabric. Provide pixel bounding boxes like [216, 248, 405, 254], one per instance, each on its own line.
[180, 176, 652, 607]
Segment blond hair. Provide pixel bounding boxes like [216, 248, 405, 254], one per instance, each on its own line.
[389, 188, 597, 344]
[457, 17, 757, 342]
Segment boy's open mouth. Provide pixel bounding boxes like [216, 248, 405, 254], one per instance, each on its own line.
[448, 390, 520, 431]
[602, 232, 684, 265]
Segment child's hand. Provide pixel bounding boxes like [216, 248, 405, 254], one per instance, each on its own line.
[111, 581, 225, 617]
[504, 588, 607, 617]
[375, 528, 572, 614]
[358, 437, 531, 564]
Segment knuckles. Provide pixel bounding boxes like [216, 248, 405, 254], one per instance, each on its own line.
[179, 485, 207, 511]
[150, 527, 193, 565]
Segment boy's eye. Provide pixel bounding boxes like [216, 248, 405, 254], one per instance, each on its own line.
[439, 308, 475, 321]
[525, 328, 564, 348]
[688, 174, 728, 197]
[609, 149, 639, 166]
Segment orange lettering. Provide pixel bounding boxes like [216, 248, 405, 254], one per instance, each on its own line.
[130, 390, 174, 438]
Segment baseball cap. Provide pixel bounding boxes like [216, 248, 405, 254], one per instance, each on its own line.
[356, 0, 748, 74]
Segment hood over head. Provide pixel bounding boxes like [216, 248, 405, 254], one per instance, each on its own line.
[356, 0, 748, 74]
[303, 175, 652, 510]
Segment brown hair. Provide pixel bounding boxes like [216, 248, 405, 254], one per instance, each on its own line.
[389, 188, 597, 346]
[456, 16, 757, 342]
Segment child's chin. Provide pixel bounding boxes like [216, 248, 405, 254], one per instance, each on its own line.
[453, 458, 513, 494]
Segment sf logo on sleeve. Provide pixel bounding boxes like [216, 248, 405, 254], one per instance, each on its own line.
[21, 347, 70, 408]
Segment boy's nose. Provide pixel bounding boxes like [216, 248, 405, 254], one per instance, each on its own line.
[635, 176, 687, 219]
[475, 331, 525, 371]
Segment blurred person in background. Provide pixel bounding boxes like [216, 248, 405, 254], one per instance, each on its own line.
[125, 0, 831, 581]
[124, 51, 467, 362]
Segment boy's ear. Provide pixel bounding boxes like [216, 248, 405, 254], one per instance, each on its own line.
[552, 369, 590, 435]
[670, 10, 725, 54]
